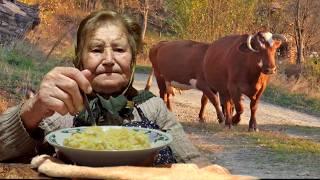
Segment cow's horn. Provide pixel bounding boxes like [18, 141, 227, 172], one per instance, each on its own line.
[247, 35, 258, 52]
[272, 34, 287, 42]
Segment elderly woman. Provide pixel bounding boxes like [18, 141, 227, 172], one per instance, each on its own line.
[0, 10, 210, 167]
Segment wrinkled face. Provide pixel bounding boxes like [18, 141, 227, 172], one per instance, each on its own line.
[254, 32, 282, 74]
[81, 23, 132, 94]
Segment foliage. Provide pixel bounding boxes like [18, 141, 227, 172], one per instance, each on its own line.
[165, 0, 266, 41]
[303, 57, 320, 78]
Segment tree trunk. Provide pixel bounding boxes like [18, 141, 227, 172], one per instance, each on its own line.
[141, 0, 149, 40]
[295, 0, 305, 64]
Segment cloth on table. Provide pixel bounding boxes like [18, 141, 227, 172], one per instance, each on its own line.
[31, 154, 256, 180]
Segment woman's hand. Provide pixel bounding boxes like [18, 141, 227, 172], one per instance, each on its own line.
[21, 67, 93, 130]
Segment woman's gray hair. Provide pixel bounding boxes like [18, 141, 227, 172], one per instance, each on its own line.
[73, 10, 142, 69]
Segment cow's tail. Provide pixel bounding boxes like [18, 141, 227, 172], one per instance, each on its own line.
[145, 68, 154, 91]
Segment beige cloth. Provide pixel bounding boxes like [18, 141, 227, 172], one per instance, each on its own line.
[31, 155, 256, 180]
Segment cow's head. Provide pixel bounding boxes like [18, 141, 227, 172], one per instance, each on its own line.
[244, 31, 286, 74]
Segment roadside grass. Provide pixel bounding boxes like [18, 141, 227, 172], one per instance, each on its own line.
[262, 85, 320, 117]
[284, 125, 320, 135]
[184, 122, 320, 156]
[227, 128, 320, 156]
[263, 59, 320, 116]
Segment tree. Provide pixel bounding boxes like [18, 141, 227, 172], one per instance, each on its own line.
[295, 0, 305, 64]
[141, 0, 149, 40]
[165, 0, 260, 41]
[287, 0, 320, 64]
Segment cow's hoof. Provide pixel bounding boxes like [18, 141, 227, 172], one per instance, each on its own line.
[198, 117, 206, 123]
[218, 119, 224, 124]
[232, 116, 241, 125]
[224, 124, 232, 130]
[248, 128, 259, 132]
[232, 120, 240, 125]
[217, 116, 225, 124]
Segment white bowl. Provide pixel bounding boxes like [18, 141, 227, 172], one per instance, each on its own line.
[45, 126, 173, 167]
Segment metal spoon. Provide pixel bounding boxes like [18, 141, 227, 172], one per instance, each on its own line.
[81, 90, 96, 126]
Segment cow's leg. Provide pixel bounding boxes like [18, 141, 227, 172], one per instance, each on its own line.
[232, 100, 244, 125]
[219, 94, 227, 122]
[226, 100, 234, 128]
[196, 81, 225, 123]
[164, 81, 175, 111]
[220, 95, 232, 128]
[198, 94, 208, 123]
[249, 99, 258, 131]
[166, 93, 173, 111]
[204, 90, 225, 123]
[231, 97, 244, 125]
[248, 87, 266, 131]
[154, 74, 171, 110]
[228, 84, 244, 125]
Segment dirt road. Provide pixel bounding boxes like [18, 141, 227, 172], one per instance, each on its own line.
[133, 73, 320, 179]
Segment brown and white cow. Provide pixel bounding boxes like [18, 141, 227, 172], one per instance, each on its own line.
[145, 40, 225, 123]
[202, 31, 286, 131]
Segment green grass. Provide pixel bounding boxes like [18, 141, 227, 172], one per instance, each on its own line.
[0, 46, 59, 99]
[262, 85, 320, 116]
[0, 48, 34, 70]
[239, 131, 320, 154]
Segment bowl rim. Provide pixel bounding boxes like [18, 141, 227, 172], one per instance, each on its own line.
[45, 125, 173, 153]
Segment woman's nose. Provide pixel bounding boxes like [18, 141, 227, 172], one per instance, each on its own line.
[101, 49, 115, 66]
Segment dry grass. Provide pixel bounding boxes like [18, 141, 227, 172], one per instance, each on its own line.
[269, 73, 320, 100]
[274, 61, 320, 99]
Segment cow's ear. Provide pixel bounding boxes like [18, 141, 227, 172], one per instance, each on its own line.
[238, 43, 252, 53]
[273, 40, 282, 49]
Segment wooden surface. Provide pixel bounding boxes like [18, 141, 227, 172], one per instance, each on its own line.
[0, 163, 51, 179]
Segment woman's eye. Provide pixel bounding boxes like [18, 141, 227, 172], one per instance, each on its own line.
[114, 48, 125, 53]
[92, 49, 103, 53]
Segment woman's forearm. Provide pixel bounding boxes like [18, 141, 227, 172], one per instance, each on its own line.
[20, 94, 53, 131]
[0, 105, 36, 161]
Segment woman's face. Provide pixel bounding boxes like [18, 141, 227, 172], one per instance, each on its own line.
[81, 23, 132, 95]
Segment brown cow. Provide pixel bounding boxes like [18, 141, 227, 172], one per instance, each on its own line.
[202, 31, 286, 131]
[145, 40, 225, 123]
